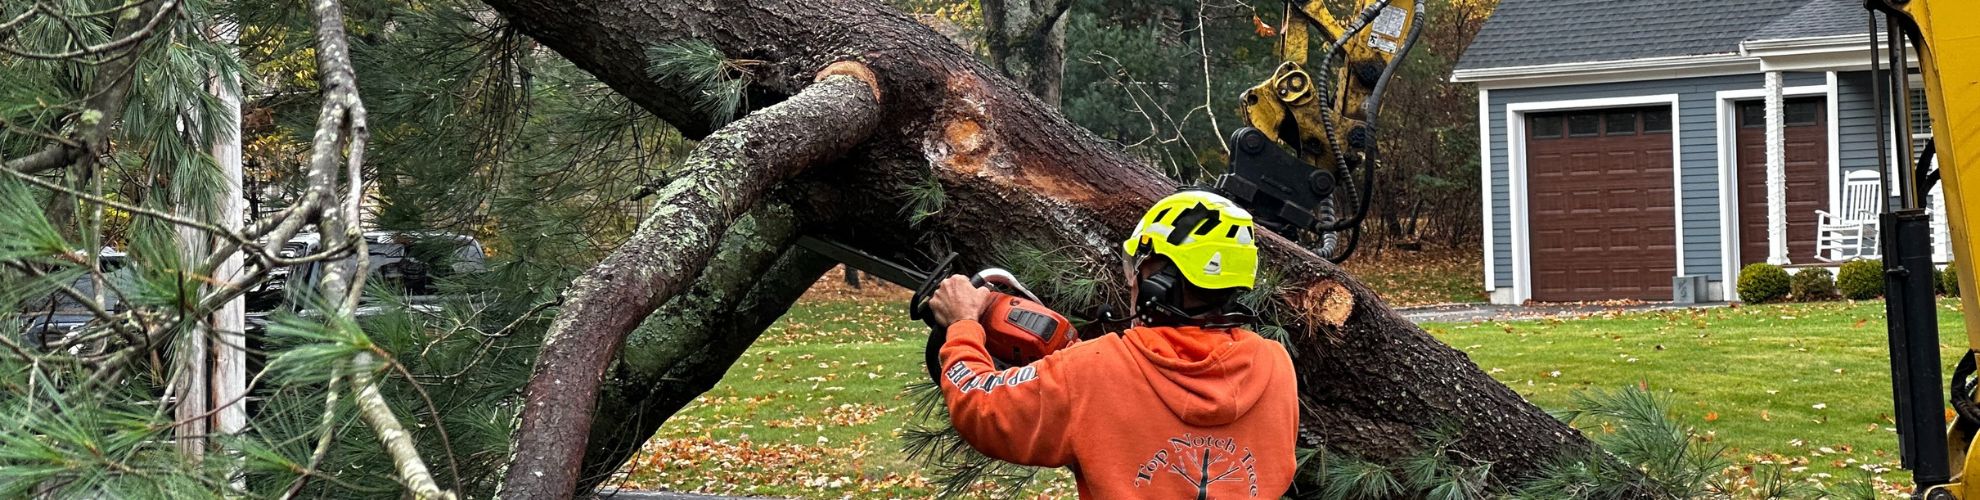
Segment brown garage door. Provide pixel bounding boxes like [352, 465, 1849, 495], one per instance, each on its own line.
[1736, 98, 1829, 265]
[1527, 107, 1677, 302]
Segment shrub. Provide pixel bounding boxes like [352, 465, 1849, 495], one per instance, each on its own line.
[1789, 268, 1838, 301]
[1837, 259, 1884, 300]
[1942, 263, 1962, 298]
[1737, 263, 1790, 304]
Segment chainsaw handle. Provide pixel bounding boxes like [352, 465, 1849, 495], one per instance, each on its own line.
[971, 268, 1041, 303]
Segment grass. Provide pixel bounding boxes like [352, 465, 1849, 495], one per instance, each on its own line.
[613, 270, 1076, 497]
[1422, 299, 1966, 496]
[622, 263, 1949, 498]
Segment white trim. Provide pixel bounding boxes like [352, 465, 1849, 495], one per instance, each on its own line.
[1713, 84, 1831, 300]
[1478, 88, 1496, 292]
[1506, 94, 1682, 303]
[1717, 98, 1737, 299]
[1745, 33, 1915, 73]
[1456, 34, 1900, 89]
[1743, 34, 1880, 54]
[1827, 72, 1842, 230]
[1766, 71, 1787, 265]
[1453, 53, 1757, 87]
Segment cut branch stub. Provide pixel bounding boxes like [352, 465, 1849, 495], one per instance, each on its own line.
[500, 69, 882, 498]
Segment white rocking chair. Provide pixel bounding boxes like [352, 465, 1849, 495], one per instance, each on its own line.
[1814, 169, 1883, 262]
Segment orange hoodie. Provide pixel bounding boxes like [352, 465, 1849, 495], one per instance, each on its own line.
[939, 319, 1299, 499]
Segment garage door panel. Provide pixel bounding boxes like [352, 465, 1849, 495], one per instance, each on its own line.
[1526, 105, 1677, 302]
[1735, 97, 1829, 266]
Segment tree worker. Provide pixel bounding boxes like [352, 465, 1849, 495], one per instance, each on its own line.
[926, 190, 1298, 498]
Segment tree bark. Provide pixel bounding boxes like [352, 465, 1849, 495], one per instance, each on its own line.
[578, 240, 836, 492]
[479, 0, 1599, 496]
[499, 72, 882, 497]
[983, 0, 1073, 107]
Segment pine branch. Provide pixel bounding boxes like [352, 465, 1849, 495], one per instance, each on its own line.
[351, 352, 456, 500]
[0, 0, 179, 61]
[299, 0, 452, 497]
[1, 0, 169, 175]
[280, 362, 343, 500]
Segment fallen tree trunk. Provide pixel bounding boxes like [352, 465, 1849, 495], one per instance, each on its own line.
[478, 0, 1600, 497]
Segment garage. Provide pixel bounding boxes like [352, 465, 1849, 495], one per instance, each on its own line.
[1735, 97, 1829, 265]
[1525, 106, 1677, 302]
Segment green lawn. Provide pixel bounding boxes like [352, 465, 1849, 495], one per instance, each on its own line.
[615, 297, 1078, 497]
[1422, 299, 1967, 496]
[623, 294, 1964, 498]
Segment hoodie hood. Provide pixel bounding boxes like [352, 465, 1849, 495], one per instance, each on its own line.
[1121, 326, 1281, 426]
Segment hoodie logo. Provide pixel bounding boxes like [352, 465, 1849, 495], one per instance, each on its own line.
[1133, 433, 1260, 497]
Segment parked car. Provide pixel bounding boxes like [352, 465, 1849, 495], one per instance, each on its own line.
[15, 249, 131, 354]
[247, 231, 488, 321]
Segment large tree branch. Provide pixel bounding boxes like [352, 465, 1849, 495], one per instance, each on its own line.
[499, 70, 882, 497]
[578, 234, 835, 493]
[574, 198, 805, 490]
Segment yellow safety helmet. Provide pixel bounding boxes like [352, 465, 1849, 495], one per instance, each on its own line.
[1121, 191, 1259, 290]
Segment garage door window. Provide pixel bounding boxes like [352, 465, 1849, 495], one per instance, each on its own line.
[1531, 106, 1670, 140]
[1605, 111, 1637, 135]
[1530, 114, 1563, 139]
[1567, 113, 1601, 137]
[1642, 108, 1671, 133]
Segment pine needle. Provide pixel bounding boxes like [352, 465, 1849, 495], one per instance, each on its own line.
[645, 41, 747, 127]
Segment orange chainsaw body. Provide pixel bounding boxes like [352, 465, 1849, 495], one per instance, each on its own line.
[978, 292, 1075, 366]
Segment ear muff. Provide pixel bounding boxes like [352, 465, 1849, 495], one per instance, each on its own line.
[1134, 260, 1191, 322]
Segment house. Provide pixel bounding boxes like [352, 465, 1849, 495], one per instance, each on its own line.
[1453, 0, 1940, 304]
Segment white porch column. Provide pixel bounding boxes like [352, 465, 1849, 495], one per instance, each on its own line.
[1765, 71, 1789, 265]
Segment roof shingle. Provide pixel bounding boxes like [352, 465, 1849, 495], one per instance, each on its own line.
[1746, 0, 1881, 42]
[1456, 0, 1815, 71]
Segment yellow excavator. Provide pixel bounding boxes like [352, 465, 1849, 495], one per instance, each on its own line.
[1877, 1, 1980, 498]
[1215, 0, 1420, 263]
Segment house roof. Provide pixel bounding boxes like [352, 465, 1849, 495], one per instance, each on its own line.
[1746, 0, 1882, 42]
[1456, 0, 1874, 72]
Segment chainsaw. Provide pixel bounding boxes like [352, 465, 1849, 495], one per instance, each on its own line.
[796, 237, 1075, 384]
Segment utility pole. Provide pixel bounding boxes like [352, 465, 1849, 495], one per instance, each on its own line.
[173, 22, 247, 461]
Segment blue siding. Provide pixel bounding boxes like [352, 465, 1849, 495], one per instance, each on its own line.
[1485, 73, 1815, 291]
[1836, 71, 1883, 178]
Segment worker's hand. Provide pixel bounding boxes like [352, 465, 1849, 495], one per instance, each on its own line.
[928, 275, 993, 327]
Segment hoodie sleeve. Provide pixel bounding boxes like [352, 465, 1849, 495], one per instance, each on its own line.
[938, 319, 1076, 467]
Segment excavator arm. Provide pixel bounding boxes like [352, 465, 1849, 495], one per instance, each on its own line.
[1219, 0, 1421, 262]
[1873, 0, 1980, 498]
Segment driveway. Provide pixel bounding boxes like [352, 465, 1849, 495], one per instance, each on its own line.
[1398, 301, 1726, 323]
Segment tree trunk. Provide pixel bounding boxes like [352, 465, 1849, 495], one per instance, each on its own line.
[477, 0, 1600, 496]
[983, 0, 1072, 107]
[499, 71, 883, 497]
